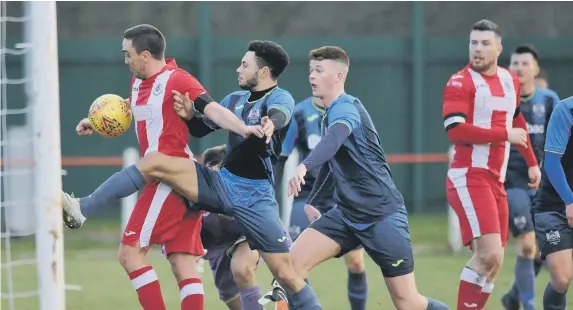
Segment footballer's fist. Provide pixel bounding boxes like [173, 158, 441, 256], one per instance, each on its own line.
[507, 128, 528, 148]
[76, 118, 94, 136]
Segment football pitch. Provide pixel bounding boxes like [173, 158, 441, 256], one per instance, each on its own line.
[2, 215, 571, 310]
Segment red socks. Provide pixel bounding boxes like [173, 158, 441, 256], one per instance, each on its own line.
[179, 278, 204, 310]
[457, 267, 486, 310]
[129, 266, 166, 310]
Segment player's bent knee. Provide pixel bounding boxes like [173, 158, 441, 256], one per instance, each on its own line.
[344, 250, 365, 273]
[167, 252, 198, 282]
[475, 249, 503, 272]
[117, 244, 147, 273]
[549, 272, 572, 293]
[517, 233, 537, 258]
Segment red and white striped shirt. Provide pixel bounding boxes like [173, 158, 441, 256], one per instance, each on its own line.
[443, 64, 535, 184]
[129, 59, 205, 159]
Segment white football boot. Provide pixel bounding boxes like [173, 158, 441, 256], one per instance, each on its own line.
[61, 192, 86, 229]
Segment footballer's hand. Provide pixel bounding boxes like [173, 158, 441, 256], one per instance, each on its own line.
[76, 118, 93, 136]
[172, 90, 195, 120]
[288, 164, 307, 197]
[260, 116, 274, 144]
[567, 204, 573, 228]
[528, 165, 542, 190]
[508, 128, 528, 148]
[304, 204, 321, 222]
[243, 125, 265, 139]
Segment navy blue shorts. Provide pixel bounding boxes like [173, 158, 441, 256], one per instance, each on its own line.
[506, 188, 535, 237]
[533, 210, 573, 260]
[191, 162, 290, 254]
[310, 205, 414, 277]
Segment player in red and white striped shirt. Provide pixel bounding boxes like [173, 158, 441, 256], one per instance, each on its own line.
[442, 20, 541, 310]
[62, 25, 264, 310]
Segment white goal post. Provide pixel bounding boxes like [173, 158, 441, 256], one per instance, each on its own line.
[28, 2, 66, 309]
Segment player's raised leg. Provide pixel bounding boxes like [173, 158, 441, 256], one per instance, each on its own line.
[230, 241, 263, 310]
[344, 248, 368, 310]
[62, 152, 200, 229]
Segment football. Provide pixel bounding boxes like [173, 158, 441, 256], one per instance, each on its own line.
[88, 94, 132, 137]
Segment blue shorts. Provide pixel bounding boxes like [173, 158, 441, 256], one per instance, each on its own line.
[533, 211, 573, 260]
[506, 188, 535, 237]
[310, 205, 414, 277]
[191, 162, 290, 254]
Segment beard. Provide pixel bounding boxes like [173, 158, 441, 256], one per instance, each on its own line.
[239, 72, 259, 90]
[470, 58, 495, 73]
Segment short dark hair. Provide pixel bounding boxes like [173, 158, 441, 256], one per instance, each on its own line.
[513, 44, 540, 62]
[123, 24, 166, 60]
[308, 46, 350, 66]
[202, 145, 226, 167]
[247, 40, 290, 80]
[471, 19, 502, 38]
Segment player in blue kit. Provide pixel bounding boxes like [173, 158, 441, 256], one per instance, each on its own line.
[276, 96, 368, 310]
[63, 40, 321, 309]
[199, 145, 257, 310]
[501, 45, 559, 310]
[287, 46, 449, 310]
[531, 97, 573, 310]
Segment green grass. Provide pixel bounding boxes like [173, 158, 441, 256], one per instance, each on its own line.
[2, 215, 572, 310]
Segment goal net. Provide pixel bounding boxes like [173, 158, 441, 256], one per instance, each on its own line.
[1, 2, 66, 309]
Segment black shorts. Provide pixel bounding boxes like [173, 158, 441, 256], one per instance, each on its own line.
[533, 210, 573, 260]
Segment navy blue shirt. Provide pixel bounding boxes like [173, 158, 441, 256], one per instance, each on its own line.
[534, 97, 573, 212]
[202, 87, 295, 181]
[281, 97, 325, 195]
[506, 87, 559, 189]
[320, 93, 404, 223]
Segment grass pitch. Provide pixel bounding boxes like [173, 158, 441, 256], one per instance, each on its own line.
[2, 215, 571, 309]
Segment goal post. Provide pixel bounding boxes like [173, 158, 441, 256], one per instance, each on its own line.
[27, 1, 66, 309]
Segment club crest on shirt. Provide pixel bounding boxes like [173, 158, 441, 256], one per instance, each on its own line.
[532, 103, 546, 118]
[153, 83, 164, 96]
[247, 108, 260, 124]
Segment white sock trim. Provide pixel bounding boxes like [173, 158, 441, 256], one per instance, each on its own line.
[180, 283, 204, 301]
[460, 267, 486, 287]
[131, 269, 158, 290]
[482, 282, 494, 293]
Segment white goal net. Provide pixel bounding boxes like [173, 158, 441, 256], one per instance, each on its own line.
[1, 2, 66, 309]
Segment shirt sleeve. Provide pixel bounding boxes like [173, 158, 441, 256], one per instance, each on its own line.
[268, 91, 295, 125]
[545, 101, 573, 155]
[171, 71, 209, 103]
[327, 100, 360, 132]
[442, 74, 471, 130]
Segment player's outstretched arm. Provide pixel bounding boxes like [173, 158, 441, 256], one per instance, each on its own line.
[543, 100, 573, 205]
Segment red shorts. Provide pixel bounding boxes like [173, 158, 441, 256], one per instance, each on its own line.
[446, 169, 509, 247]
[121, 181, 204, 256]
